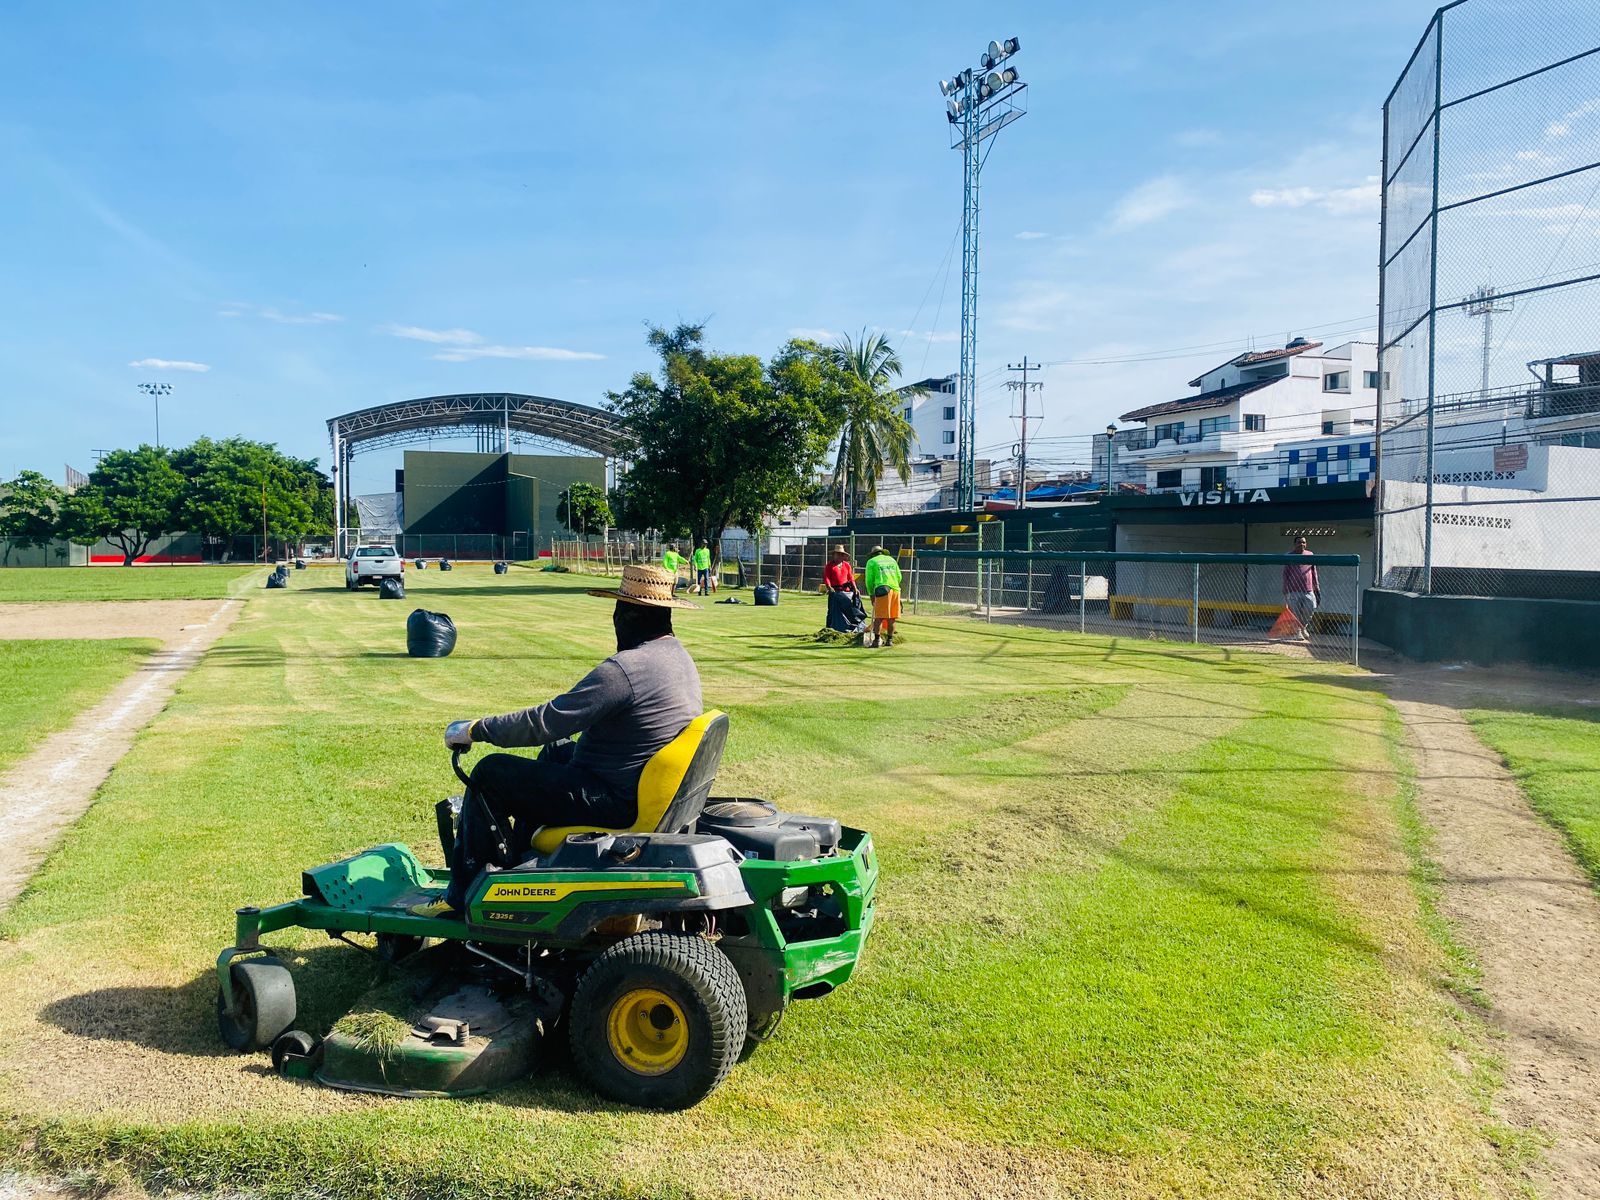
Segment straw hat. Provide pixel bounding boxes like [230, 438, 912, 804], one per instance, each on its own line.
[588, 564, 699, 609]
[831, 544, 849, 556]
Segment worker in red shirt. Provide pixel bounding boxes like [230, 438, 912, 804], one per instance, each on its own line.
[823, 545, 865, 632]
[1281, 536, 1321, 641]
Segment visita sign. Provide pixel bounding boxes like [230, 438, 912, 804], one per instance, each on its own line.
[1177, 489, 1272, 507]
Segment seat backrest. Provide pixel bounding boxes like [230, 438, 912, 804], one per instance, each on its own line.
[637, 710, 729, 834]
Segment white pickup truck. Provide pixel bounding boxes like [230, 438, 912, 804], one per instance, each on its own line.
[345, 545, 404, 589]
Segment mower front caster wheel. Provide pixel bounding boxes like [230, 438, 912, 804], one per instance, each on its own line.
[217, 957, 297, 1052]
[570, 932, 747, 1110]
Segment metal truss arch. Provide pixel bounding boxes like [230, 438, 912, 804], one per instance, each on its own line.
[327, 392, 631, 554]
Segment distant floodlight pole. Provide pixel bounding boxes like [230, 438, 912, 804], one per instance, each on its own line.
[939, 36, 1027, 511]
[137, 381, 172, 448]
[1464, 284, 1512, 395]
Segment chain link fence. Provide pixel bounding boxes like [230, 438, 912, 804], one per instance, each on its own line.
[905, 550, 1365, 664]
[1377, 0, 1600, 602]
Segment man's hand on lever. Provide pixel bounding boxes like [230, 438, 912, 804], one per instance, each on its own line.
[444, 719, 480, 751]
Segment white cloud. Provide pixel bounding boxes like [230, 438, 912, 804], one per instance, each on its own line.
[383, 322, 603, 361]
[1014, 230, 1048, 240]
[787, 327, 836, 341]
[1547, 99, 1600, 140]
[1249, 177, 1379, 215]
[128, 358, 210, 372]
[432, 345, 605, 362]
[1109, 176, 1190, 230]
[222, 302, 343, 324]
[383, 323, 484, 346]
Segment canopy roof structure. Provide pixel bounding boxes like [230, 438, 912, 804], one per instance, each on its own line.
[327, 393, 632, 554]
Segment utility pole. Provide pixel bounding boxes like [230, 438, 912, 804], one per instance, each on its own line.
[1464, 284, 1512, 395]
[937, 37, 1028, 511]
[1005, 357, 1042, 509]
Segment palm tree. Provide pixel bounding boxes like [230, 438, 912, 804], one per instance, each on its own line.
[830, 331, 920, 520]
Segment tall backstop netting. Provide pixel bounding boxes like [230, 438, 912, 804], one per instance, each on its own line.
[1378, 0, 1600, 601]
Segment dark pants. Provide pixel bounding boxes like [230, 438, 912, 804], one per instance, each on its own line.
[446, 744, 632, 908]
[697, 567, 712, 592]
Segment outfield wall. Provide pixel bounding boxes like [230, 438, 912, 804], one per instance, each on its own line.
[1362, 588, 1600, 671]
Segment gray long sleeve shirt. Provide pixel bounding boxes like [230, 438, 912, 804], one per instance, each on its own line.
[475, 635, 703, 802]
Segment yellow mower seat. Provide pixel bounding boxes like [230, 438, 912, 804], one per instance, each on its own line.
[529, 710, 730, 855]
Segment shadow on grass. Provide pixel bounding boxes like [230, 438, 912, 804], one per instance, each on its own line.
[1293, 670, 1600, 722]
[40, 945, 380, 1056]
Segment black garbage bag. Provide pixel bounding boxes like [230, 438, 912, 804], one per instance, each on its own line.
[379, 576, 406, 600]
[406, 608, 457, 657]
[826, 589, 865, 632]
[753, 582, 779, 607]
[294, 559, 306, 570]
[439, 559, 453, 572]
[415, 559, 426, 569]
[266, 571, 287, 589]
[493, 561, 508, 575]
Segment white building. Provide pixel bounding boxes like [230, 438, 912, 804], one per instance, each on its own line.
[901, 375, 959, 460]
[1117, 338, 1382, 493]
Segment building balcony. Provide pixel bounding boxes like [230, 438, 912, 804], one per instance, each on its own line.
[1118, 428, 1261, 460]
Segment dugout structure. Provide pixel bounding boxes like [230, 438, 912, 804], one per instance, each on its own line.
[328, 393, 631, 557]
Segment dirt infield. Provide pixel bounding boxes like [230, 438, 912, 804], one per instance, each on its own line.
[0, 599, 241, 909]
[1380, 664, 1600, 1200]
[0, 600, 229, 642]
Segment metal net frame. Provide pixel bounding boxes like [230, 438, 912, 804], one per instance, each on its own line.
[1377, 0, 1600, 601]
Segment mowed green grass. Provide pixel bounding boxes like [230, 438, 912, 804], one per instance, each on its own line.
[0, 639, 158, 776]
[0, 572, 1511, 1199]
[0, 564, 263, 602]
[1468, 705, 1600, 887]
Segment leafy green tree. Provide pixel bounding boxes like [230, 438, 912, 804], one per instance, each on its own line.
[830, 330, 919, 519]
[0, 470, 66, 565]
[605, 324, 850, 559]
[59, 446, 184, 565]
[172, 437, 331, 559]
[557, 481, 613, 537]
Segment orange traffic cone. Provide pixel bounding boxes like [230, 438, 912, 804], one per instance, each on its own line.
[1268, 607, 1303, 640]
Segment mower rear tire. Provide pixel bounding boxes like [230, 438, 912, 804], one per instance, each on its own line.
[569, 932, 746, 1110]
[217, 957, 297, 1052]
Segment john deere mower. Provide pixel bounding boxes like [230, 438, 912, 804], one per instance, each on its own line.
[214, 711, 876, 1109]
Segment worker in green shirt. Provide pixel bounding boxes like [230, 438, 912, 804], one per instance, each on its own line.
[863, 545, 902, 648]
[661, 545, 686, 588]
[692, 541, 714, 595]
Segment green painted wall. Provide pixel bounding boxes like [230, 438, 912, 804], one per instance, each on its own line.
[1363, 588, 1600, 670]
[402, 450, 604, 540]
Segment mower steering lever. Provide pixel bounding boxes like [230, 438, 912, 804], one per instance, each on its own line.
[451, 748, 473, 788]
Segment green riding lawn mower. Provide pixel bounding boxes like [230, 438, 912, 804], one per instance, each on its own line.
[214, 711, 877, 1109]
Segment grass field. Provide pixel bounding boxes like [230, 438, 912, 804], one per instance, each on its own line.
[0, 639, 158, 777]
[0, 565, 264, 603]
[0, 572, 1516, 1199]
[1468, 705, 1600, 888]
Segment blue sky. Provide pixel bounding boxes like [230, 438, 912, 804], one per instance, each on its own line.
[0, 0, 1453, 492]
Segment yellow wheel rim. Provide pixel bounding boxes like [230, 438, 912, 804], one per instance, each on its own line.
[606, 988, 689, 1076]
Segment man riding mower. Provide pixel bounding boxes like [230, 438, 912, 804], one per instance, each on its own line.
[214, 565, 876, 1109]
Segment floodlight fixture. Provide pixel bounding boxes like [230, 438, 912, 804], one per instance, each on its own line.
[934, 34, 1029, 511]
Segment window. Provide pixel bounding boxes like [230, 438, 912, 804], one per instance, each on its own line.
[942, 405, 956, 421]
[1244, 413, 1266, 431]
[1155, 469, 1182, 489]
[1363, 371, 1389, 389]
[1321, 420, 1336, 435]
[1337, 444, 1350, 459]
[1199, 466, 1229, 491]
[1323, 371, 1349, 392]
[903, 407, 913, 421]
[1154, 421, 1184, 443]
[941, 430, 956, 445]
[1200, 415, 1233, 437]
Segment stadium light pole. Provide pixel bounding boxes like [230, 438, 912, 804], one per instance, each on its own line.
[938, 37, 1028, 512]
[1105, 424, 1117, 494]
[137, 381, 172, 448]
